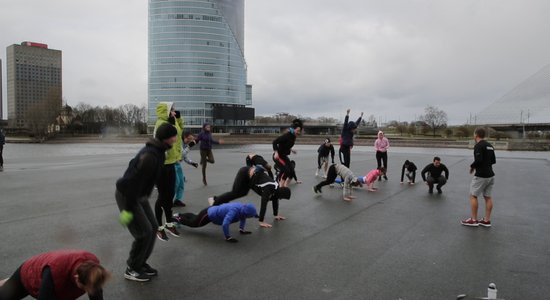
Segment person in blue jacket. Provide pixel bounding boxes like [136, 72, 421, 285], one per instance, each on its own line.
[339, 109, 363, 168]
[173, 203, 258, 243]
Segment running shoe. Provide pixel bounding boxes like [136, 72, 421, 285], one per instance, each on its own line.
[461, 218, 479, 227]
[142, 264, 158, 276]
[124, 267, 151, 282]
[478, 219, 492, 227]
[165, 224, 180, 237]
[156, 229, 169, 241]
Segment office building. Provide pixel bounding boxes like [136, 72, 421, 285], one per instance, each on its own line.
[148, 0, 254, 131]
[6, 42, 62, 129]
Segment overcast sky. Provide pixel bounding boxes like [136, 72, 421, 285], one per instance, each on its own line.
[1, 0, 549, 124]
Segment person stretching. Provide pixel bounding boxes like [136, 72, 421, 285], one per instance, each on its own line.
[208, 165, 291, 228]
[313, 164, 361, 201]
[0, 250, 110, 300]
[364, 167, 386, 191]
[173, 203, 258, 243]
[246, 153, 274, 178]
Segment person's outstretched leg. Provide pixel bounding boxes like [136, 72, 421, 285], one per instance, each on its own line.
[213, 167, 250, 205]
[176, 208, 210, 227]
[0, 267, 29, 299]
[314, 165, 337, 193]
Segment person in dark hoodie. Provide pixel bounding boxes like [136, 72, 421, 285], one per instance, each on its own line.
[400, 160, 418, 185]
[196, 123, 223, 186]
[246, 153, 274, 178]
[339, 109, 363, 168]
[173, 202, 258, 243]
[0, 129, 5, 171]
[206, 164, 291, 228]
[115, 122, 177, 282]
[272, 119, 303, 187]
[316, 138, 335, 178]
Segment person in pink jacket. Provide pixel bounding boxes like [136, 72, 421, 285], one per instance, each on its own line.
[363, 167, 386, 191]
[374, 131, 390, 181]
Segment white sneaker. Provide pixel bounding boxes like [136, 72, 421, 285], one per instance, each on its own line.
[208, 197, 214, 206]
[322, 174, 327, 179]
[315, 169, 319, 177]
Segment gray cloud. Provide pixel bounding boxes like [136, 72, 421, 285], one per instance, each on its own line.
[2, 0, 549, 124]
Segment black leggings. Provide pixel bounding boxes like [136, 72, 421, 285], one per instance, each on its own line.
[0, 145, 4, 167]
[213, 167, 250, 205]
[155, 163, 176, 226]
[376, 151, 388, 169]
[314, 164, 338, 191]
[177, 208, 211, 228]
[273, 154, 295, 181]
[339, 145, 351, 168]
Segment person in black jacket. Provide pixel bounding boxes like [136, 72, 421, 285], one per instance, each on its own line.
[273, 119, 303, 187]
[421, 157, 449, 194]
[206, 165, 291, 228]
[400, 160, 417, 185]
[461, 127, 496, 227]
[339, 109, 363, 168]
[246, 153, 274, 178]
[316, 138, 335, 178]
[115, 123, 177, 282]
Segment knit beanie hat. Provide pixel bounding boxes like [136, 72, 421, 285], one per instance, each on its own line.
[155, 123, 177, 141]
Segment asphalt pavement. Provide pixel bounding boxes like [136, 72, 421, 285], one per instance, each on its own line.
[0, 143, 549, 300]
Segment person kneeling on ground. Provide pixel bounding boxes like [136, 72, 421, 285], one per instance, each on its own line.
[0, 249, 110, 300]
[421, 156, 449, 194]
[173, 203, 258, 243]
[313, 163, 362, 201]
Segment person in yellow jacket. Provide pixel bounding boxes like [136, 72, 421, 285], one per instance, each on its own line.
[153, 102, 183, 241]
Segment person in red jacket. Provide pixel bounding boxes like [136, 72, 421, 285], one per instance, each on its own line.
[0, 249, 110, 300]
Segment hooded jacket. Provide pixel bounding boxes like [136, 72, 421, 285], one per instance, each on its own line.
[340, 115, 362, 146]
[116, 138, 168, 209]
[197, 123, 219, 150]
[207, 202, 258, 238]
[153, 102, 183, 164]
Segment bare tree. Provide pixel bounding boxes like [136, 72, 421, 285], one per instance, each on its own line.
[420, 105, 448, 137]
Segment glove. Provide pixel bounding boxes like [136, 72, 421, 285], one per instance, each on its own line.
[225, 237, 238, 243]
[239, 229, 252, 235]
[192, 162, 198, 168]
[175, 110, 181, 118]
[119, 210, 133, 227]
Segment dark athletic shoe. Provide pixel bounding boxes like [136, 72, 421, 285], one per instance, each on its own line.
[428, 187, 433, 194]
[478, 219, 492, 227]
[124, 267, 152, 282]
[165, 225, 180, 237]
[437, 187, 442, 194]
[383, 175, 388, 180]
[173, 200, 186, 207]
[143, 264, 158, 276]
[156, 229, 169, 241]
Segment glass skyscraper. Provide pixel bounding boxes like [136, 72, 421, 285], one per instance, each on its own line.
[148, 0, 253, 129]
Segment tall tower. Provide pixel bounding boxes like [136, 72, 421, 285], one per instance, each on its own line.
[148, 0, 253, 131]
[6, 42, 62, 129]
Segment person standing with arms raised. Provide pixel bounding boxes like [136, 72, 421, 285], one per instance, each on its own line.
[339, 109, 363, 168]
[153, 102, 182, 241]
